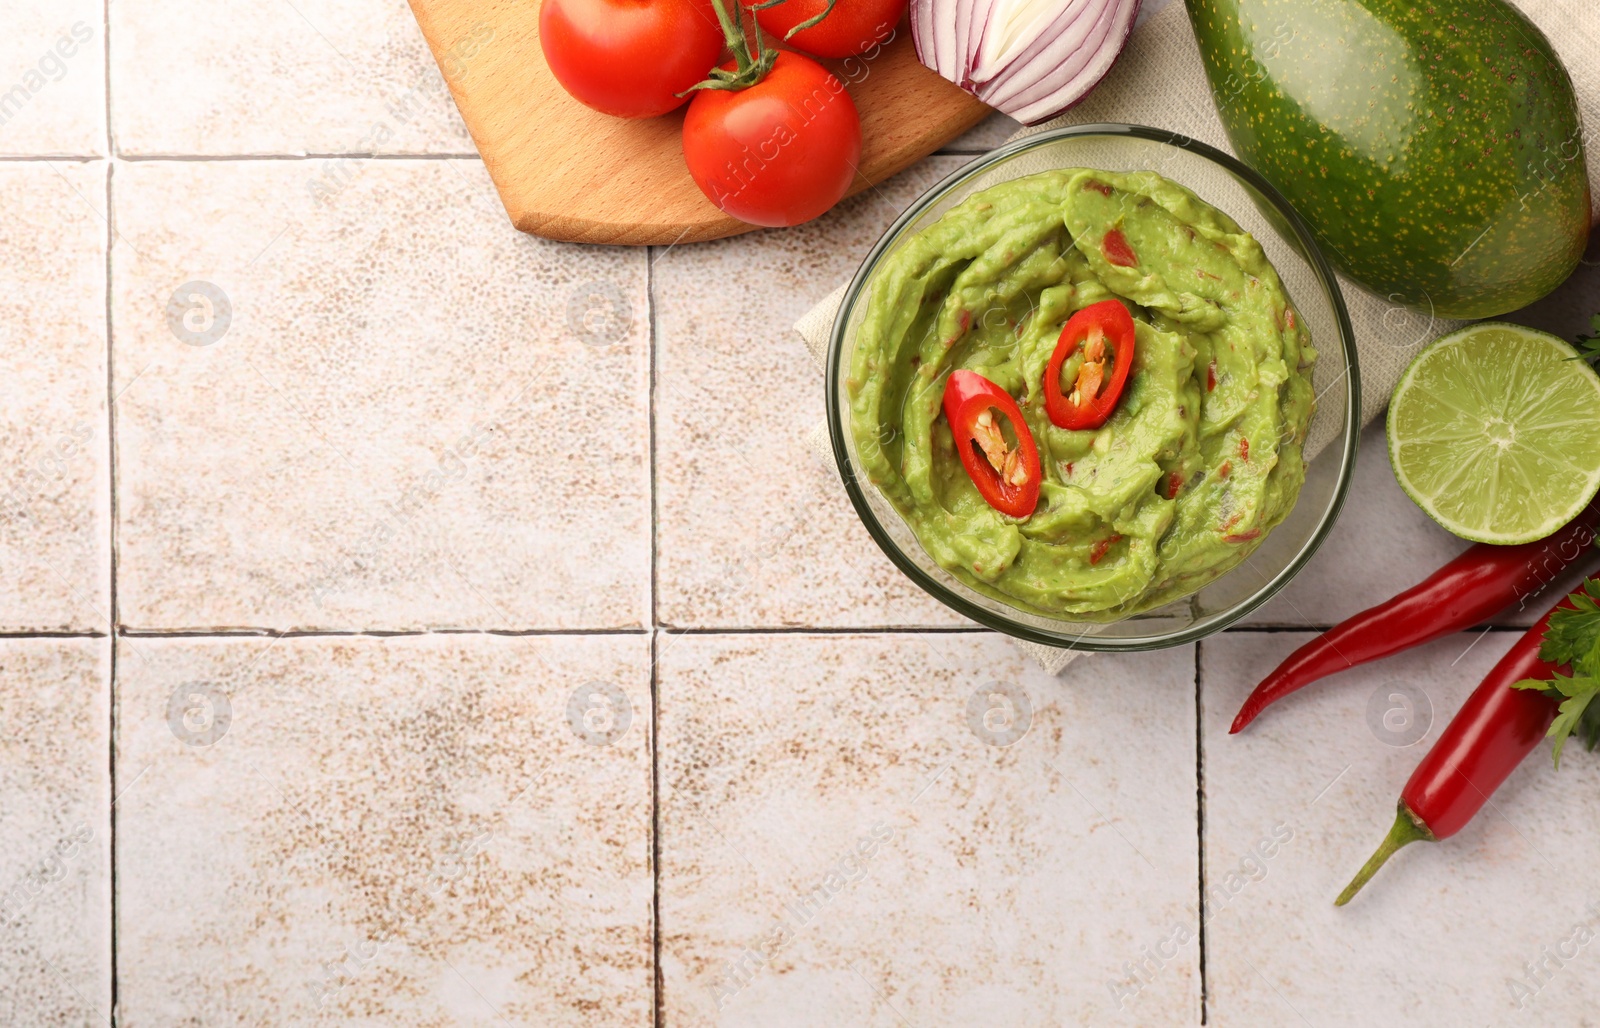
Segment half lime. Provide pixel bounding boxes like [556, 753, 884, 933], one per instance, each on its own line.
[1387, 323, 1600, 545]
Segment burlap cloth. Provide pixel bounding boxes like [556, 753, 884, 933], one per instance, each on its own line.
[797, 0, 1600, 673]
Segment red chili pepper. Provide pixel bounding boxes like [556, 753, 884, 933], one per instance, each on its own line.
[1230, 503, 1600, 734]
[942, 369, 1040, 519]
[1043, 300, 1136, 431]
[1101, 228, 1138, 267]
[1090, 534, 1122, 565]
[942, 309, 972, 347]
[1334, 599, 1568, 905]
[1206, 362, 1217, 392]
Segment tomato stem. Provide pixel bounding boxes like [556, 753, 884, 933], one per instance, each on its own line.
[743, 0, 838, 38]
[690, 0, 777, 90]
[708, 0, 751, 72]
[1334, 802, 1435, 907]
[787, 0, 838, 36]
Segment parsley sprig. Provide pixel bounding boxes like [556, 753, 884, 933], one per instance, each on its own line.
[1576, 314, 1600, 366]
[1513, 578, 1600, 767]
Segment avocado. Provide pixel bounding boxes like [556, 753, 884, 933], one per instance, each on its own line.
[1186, 0, 1590, 319]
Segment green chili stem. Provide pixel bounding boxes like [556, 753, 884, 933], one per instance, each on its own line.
[1334, 802, 1436, 907]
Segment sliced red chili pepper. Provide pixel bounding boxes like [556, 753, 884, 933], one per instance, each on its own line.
[1089, 534, 1122, 565]
[942, 369, 1040, 519]
[1101, 228, 1138, 267]
[1043, 299, 1137, 431]
[1167, 470, 1185, 498]
[1206, 362, 1217, 392]
[942, 309, 971, 347]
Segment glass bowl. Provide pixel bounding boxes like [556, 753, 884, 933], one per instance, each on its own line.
[825, 124, 1359, 651]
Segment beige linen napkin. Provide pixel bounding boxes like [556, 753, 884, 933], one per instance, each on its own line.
[801, 0, 1600, 673]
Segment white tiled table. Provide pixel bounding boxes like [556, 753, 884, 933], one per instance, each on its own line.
[2, 2, 1597, 1026]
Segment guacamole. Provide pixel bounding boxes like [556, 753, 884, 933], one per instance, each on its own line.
[848, 168, 1316, 618]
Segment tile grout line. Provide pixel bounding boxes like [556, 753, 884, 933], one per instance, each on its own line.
[0, 623, 1546, 641]
[0, 154, 104, 162]
[1194, 641, 1208, 1026]
[116, 626, 652, 639]
[0, 630, 109, 638]
[647, 245, 664, 1028]
[103, 0, 114, 159]
[0, 149, 991, 164]
[647, 249, 660, 653]
[650, 630, 664, 1028]
[0, 154, 481, 163]
[659, 625, 995, 635]
[102, 0, 119, 1015]
[118, 152, 483, 162]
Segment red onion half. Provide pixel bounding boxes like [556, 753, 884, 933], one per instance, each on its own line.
[911, 0, 1142, 124]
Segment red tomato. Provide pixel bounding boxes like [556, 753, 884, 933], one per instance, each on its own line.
[540, 0, 725, 118]
[746, 0, 907, 58]
[682, 51, 862, 227]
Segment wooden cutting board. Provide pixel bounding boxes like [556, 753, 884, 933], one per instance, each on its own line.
[404, 0, 992, 245]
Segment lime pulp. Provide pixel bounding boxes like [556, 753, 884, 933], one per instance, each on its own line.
[1387, 323, 1600, 545]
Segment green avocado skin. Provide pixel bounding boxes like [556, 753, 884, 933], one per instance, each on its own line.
[1186, 0, 1590, 319]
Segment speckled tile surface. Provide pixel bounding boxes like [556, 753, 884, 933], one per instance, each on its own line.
[0, 2, 104, 156]
[1202, 631, 1600, 1026]
[0, 162, 110, 633]
[657, 633, 1201, 1025]
[110, 0, 473, 156]
[114, 633, 653, 1026]
[1241, 420, 1471, 630]
[3, 0, 1599, 1022]
[0, 639, 111, 1025]
[654, 159, 971, 630]
[111, 159, 651, 631]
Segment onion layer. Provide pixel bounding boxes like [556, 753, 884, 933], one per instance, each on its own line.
[911, 0, 1141, 124]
